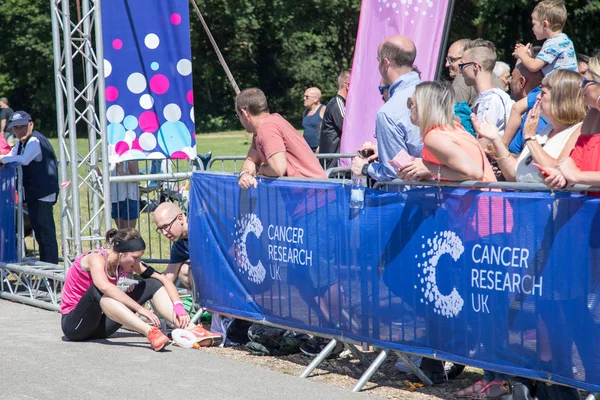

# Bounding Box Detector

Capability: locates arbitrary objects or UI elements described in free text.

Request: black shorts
[61,278,163,341]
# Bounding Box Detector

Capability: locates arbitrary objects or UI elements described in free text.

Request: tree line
[0,0,598,136]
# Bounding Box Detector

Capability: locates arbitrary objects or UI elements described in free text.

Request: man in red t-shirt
[236,88,326,189]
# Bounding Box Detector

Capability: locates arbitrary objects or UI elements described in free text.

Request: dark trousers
[27,199,59,264]
[61,278,164,341]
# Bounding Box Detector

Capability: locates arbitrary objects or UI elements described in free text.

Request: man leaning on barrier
[236,87,326,189]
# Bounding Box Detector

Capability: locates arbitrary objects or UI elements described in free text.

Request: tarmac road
[0,300,377,400]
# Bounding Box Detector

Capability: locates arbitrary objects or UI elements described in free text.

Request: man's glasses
[155,214,182,233]
[582,77,600,89]
[378,85,390,95]
[446,56,461,65]
[458,61,476,73]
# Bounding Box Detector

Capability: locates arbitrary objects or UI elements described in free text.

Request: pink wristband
[173,302,187,317]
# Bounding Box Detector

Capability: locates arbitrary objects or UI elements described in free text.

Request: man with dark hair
[0,111,59,264]
[0,97,15,146]
[236,88,326,189]
[319,69,350,169]
[351,35,422,181]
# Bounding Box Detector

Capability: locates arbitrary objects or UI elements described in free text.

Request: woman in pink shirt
[61,228,221,351]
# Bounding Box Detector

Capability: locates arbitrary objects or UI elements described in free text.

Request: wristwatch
[361,163,369,176]
[238,170,250,180]
[523,136,537,143]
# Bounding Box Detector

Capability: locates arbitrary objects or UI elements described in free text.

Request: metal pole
[189,0,240,95]
[81,0,102,247]
[61,0,83,257]
[51,0,72,271]
[299,339,339,379]
[352,348,390,392]
[434,0,456,81]
[94,0,112,234]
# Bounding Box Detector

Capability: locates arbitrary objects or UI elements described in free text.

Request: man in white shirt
[460,39,515,139]
[0,111,59,264]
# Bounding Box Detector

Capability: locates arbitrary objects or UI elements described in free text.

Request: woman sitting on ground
[472,69,585,183]
[60,227,221,351]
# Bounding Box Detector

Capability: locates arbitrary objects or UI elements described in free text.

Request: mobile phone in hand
[389,150,415,169]
[532,162,551,177]
[358,149,375,159]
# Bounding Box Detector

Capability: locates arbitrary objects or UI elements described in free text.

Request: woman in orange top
[398,81,496,183]
[399,81,514,398]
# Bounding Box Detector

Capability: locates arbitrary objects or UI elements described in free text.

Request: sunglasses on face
[407,97,416,110]
[582,77,600,89]
[378,85,390,95]
[458,61,476,73]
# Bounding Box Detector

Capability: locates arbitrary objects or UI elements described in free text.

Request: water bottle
[350,173,366,209]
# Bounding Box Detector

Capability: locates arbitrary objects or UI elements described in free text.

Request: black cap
[6,111,32,130]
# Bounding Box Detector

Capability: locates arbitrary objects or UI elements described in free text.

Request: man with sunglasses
[152,202,193,289]
[319,69,351,169]
[446,39,505,107]
[460,39,514,139]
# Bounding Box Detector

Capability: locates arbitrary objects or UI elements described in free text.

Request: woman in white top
[472,69,586,183]
[110,160,140,229]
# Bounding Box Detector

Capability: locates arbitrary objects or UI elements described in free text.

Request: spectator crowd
[1,0,599,397]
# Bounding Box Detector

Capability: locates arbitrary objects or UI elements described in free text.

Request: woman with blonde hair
[544,52,600,189]
[398,81,496,183]
[473,69,585,183]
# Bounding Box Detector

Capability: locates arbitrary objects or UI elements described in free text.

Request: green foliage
[1,0,599,137]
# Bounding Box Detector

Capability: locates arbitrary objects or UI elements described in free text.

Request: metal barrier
[189,171,600,394]
[207,153,355,173]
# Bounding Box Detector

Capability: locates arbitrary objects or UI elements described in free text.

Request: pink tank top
[60,248,122,314]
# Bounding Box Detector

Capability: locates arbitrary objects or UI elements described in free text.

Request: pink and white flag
[341,0,451,158]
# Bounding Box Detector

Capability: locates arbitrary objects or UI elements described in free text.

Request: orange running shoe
[188,325,223,347]
[147,326,171,351]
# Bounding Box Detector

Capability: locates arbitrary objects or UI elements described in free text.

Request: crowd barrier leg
[345,343,368,365]
[394,351,433,386]
[299,338,340,378]
[352,348,390,392]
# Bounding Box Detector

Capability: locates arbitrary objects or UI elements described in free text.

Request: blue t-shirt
[508,88,549,154]
[169,238,189,264]
[536,33,577,76]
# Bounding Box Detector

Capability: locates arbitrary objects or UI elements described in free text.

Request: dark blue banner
[0,164,17,262]
[189,173,600,392]
[102,0,196,161]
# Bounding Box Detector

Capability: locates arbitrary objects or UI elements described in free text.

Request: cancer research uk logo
[233,214,267,285]
[416,230,465,318]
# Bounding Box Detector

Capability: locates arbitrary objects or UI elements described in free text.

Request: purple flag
[341,0,451,159]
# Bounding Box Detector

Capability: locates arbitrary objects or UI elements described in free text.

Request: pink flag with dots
[340,0,451,159]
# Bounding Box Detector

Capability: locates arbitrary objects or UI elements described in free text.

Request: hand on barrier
[238,172,258,189]
[543,167,566,190]
[398,158,430,181]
